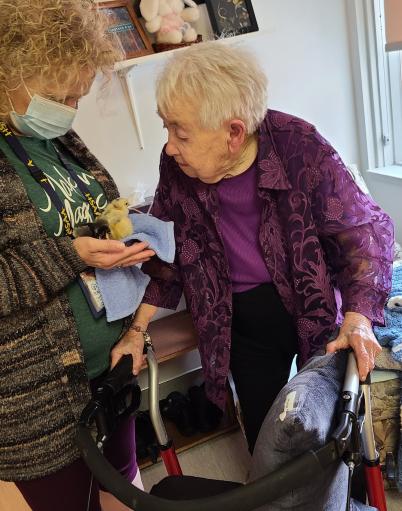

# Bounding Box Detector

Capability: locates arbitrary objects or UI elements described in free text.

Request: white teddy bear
[140,0,200,45]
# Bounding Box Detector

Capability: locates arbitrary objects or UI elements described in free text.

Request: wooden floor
[1,430,401,510]
[0,482,28,511]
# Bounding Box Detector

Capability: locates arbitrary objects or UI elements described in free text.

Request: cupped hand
[326,312,381,381]
[110,330,146,375]
[73,237,155,269]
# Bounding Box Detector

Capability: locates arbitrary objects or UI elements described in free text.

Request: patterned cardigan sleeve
[141,155,183,310]
[0,129,120,319]
[308,131,394,324]
[0,237,88,318]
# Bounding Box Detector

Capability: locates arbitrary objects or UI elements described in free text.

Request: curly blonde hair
[0,0,123,119]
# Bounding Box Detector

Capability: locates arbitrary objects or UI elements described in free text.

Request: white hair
[156,41,268,133]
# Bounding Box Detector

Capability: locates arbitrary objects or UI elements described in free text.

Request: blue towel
[374,264,402,362]
[373,263,402,492]
[95,213,175,322]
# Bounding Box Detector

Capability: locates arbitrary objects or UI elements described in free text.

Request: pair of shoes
[159,391,196,437]
[188,383,223,433]
[135,410,159,463]
[160,384,223,437]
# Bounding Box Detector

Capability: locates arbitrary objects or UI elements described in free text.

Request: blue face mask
[9,93,77,140]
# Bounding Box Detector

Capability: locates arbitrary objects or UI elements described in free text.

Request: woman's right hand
[72,236,155,269]
[110,329,146,375]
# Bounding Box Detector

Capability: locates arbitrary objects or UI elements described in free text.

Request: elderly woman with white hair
[126,42,394,452]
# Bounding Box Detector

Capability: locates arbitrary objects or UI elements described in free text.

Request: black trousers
[230,283,298,453]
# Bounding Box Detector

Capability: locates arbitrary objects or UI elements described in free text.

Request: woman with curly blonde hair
[0,1,154,509]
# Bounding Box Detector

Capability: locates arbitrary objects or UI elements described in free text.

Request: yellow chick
[98,198,133,240]
[103,198,130,216]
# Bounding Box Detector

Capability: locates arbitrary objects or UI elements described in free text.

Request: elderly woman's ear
[227,119,248,154]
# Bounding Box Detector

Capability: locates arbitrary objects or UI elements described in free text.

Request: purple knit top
[217,160,272,293]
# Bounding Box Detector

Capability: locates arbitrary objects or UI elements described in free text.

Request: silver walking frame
[77,347,388,511]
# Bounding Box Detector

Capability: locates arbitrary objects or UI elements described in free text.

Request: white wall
[74,0,360,198]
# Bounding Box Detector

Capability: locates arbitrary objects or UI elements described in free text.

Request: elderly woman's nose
[165,138,179,156]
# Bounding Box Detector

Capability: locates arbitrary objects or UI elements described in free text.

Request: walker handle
[79,354,140,444]
[97,354,135,396]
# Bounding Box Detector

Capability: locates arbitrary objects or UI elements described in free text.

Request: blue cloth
[374,264,402,362]
[250,352,379,510]
[95,213,175,322]
[371,265,402,492]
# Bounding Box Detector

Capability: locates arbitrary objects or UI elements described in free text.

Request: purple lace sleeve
[310,137,394,324]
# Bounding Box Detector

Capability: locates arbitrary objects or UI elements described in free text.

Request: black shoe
[187,384,223,433]
[160,391,197,437]
[135,410,159,463]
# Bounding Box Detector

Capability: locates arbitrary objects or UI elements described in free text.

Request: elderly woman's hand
[326,312,381,381]
[73,236,155,269]
[110,329,146,375]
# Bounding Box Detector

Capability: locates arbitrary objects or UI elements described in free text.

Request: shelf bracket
[118,67,145,150]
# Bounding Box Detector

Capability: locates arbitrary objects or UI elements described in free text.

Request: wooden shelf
[144,310,199,367]
[137,312,239,467]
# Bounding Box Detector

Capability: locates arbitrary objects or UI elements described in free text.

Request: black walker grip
[97,355,135,396]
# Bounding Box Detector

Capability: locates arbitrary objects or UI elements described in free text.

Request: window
[349,0,402,170]
[388,51,402,164]
[374,0,402,167]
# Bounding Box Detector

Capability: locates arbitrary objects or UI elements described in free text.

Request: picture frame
[205,0,258,37]
[97,0,154,59]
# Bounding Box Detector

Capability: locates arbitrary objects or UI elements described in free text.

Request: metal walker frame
[77,341,388,511]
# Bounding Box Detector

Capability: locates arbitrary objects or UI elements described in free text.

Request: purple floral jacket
[142,110,394,409]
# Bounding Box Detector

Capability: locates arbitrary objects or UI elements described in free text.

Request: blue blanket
[95,213,175,322]
[373,263,402,492]
[374,264,402,362]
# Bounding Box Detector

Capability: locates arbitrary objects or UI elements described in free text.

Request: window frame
[348,0,402,171]
[388,51,402,164]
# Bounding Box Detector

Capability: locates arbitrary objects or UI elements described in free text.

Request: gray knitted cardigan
[0,131,130,481]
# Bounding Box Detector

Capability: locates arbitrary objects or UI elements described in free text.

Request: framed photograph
[205,0,258,37]
[98,0,154,59]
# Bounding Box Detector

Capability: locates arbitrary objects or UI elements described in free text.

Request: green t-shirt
[0,135,124,379]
